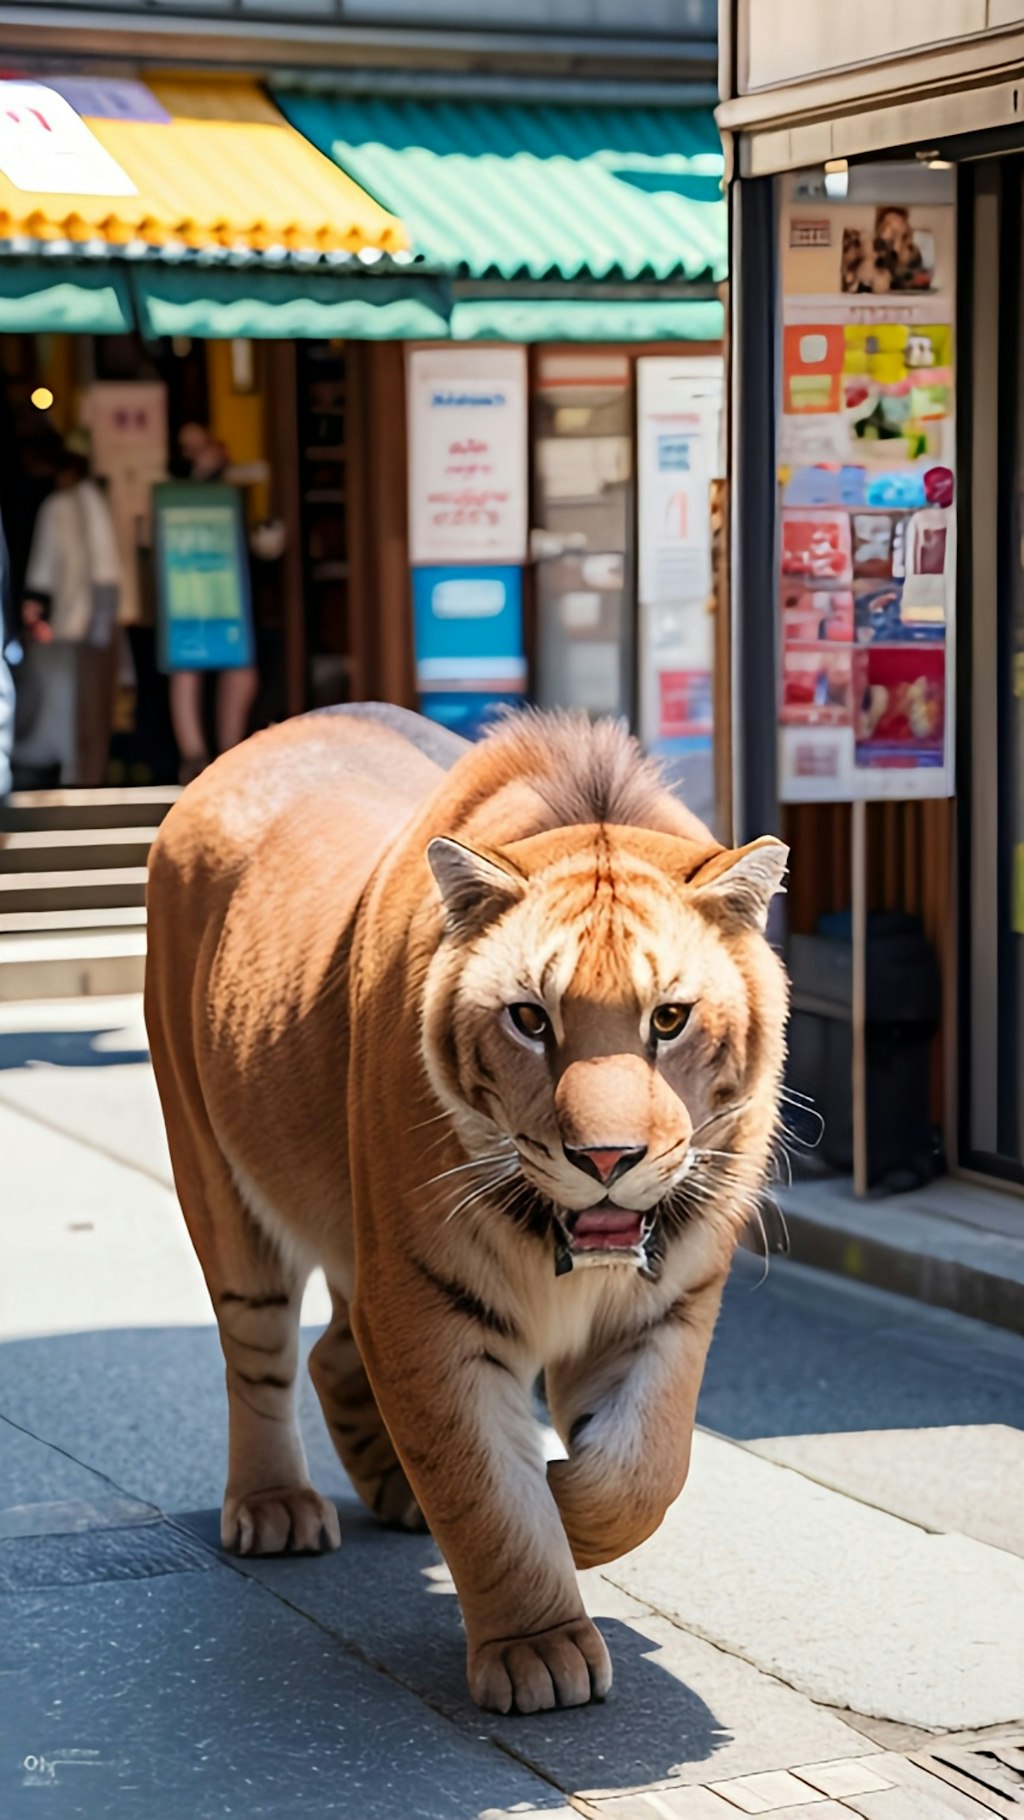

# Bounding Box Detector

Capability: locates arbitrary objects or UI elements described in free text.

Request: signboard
[407,348,528,567]
[777,178,956,802]
[81,383,168,627]
[637,357,724,827]
[412,565,526,739]
[153,483,254,673]
[0,82,136,195]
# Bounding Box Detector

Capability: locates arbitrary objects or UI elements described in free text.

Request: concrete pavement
[1,996,1023,1819]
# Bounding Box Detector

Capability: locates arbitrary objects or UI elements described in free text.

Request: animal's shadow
[176,1504,731,1794]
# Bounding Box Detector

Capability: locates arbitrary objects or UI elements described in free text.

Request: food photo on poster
[775,165,956,802]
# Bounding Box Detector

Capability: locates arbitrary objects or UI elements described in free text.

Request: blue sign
[412,565,526,738]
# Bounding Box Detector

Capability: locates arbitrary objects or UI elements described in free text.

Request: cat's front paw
[221,1485,341,1556]
[469,1616,612,1714]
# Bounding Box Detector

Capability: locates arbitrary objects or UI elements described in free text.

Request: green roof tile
[274,94,726,286]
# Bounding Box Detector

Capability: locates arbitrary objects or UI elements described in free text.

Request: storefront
[717,5,1024,1190]
[1,69,727,815]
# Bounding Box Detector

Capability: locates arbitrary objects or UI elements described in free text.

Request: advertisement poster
[153,484,254,674]
[777,176,956,802]
[412,565,526,739]
[637,357,724,827]
[407,348,528,567]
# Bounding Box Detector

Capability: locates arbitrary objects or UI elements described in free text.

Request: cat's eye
[508,1003,549,1041]
[650,1003,692,1042]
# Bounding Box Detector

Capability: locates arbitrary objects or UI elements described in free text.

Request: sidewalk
[1,996,1023,1819]
[775,1171,1024,1335]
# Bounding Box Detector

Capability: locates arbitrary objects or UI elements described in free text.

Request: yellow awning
[0,77,408,256]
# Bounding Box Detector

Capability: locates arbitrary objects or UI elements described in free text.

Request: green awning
[450,295,724,343]
[274,94,726,288]
[131,266,451,340]
[0,263,133,335]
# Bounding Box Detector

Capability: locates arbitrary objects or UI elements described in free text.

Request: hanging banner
[777,179,956,802]
[153,483,254,673]
[637,357,724,827]
[407,347,528,567]
[0,82,137,195]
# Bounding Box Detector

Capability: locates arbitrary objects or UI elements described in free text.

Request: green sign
[154,482,254,672]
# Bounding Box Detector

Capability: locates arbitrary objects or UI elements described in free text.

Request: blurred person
[169,422,260,786]
[16,441,121,787]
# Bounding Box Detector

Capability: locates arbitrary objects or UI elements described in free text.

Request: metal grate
[913,1737,1024,1815]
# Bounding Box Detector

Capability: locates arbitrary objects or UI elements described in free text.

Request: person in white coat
[16,445,122,787]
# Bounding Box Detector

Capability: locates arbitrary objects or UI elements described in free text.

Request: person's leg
[75,642,118,788]
[169,670,209,783]
[215,664,259,754]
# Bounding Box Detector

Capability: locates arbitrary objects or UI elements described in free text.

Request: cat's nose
[562,1144,648,1187]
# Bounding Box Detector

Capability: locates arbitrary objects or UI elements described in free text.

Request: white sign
[636,357,724,767]
[407,347,527,566]
[0,83,136,196]
[637,358,723,610]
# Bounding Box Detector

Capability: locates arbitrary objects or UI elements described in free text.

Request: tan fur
[145,707,788,1714]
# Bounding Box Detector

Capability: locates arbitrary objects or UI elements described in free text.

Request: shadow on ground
[0,1029,149,1071]
[176,1504,732,1792]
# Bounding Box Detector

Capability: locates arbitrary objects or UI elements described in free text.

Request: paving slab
[702,1255,1024,1442]
[0,1101,209,1339]
[172,1507,866,1800]
[0,1325,345,1514]
[0,1555,562,1820]
[607,1433,1024,1732]
[748,1426,1024,1559]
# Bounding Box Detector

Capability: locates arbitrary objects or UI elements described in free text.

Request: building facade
[718,3,1024,1192]
[0,0,731,833]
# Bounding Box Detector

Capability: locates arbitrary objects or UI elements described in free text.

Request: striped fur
[145,706,788,1714]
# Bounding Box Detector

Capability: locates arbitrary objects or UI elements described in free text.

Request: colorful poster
[153,484,254,673]
[407,349,528,567]
[777,180,956,802]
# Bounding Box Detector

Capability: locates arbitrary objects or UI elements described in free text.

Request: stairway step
[0,786,179,832]
[0,867,149,913]
[0,929,147,1002]
[0,826,159,874]
[0,905,148,935]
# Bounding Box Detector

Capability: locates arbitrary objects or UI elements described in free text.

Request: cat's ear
[691,837,789,932]
[427,838,525,939]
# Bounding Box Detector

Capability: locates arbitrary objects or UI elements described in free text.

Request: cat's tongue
[570,1208,645,1251]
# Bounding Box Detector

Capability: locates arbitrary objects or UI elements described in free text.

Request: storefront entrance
[960,155,1024,1185]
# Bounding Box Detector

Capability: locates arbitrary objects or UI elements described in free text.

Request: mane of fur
[481,709,674,833]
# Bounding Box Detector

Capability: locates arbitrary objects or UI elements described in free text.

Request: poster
[412,566,526,739]
[0,82,136,195]
[637,357,724,827]
[777,178,956,802]
[407,348,528,567]
[153,484,254,673]
[81,383,168,627]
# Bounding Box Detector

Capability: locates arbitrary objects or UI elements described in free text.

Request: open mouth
[551,1202,663,1280]
[566,1207,647,1253]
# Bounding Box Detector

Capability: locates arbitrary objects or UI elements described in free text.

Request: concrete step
[0,905,147,935]
[0,929,147,1002]
[0,786,179,833]
[0,867,149,913]
[0,827,159,874]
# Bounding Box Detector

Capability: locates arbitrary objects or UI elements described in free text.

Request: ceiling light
[30,386,54,411]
